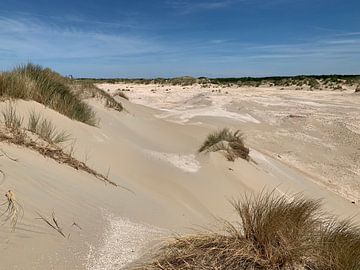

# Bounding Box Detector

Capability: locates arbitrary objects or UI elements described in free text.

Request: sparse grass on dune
[0,105,118,186]
[114,90,129,100]
[0,63,96,125]
[2,104,23,132]
[137,193,360,270]
[72,80,123,112]
[27,111,70,144]
[199,128,249,161]
[0,127,117,186]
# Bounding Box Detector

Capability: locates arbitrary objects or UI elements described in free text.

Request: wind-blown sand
[0,84,359,269]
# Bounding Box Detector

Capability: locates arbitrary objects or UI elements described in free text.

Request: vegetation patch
[114,90,129,100]
[0,64,96,125]
[78,75,360,89]
[137,192,360,270]
[27,111,70,144]
[199,128,249,161]
[0,105,117,186]
[72,81,123,112]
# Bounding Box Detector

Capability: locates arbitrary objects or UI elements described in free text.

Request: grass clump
[355,85,360,93]
[2,104,23,132]
[72,81,123,112]
[199,128,249,161]
[114,90,129,100]
[137,192,360,270]
[0,63,96,125]
[28,111,70,144]
[0,106,120,187]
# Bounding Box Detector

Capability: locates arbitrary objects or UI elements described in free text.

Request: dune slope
[0,87,358,269]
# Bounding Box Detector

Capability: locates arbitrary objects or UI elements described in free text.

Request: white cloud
[0,16,160,62]
[167,0,242,13]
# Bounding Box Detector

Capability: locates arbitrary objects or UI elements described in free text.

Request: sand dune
[0,83,359,269]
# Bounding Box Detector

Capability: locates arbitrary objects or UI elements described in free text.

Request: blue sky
[0,0,359,77]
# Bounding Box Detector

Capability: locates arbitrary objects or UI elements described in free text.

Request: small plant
[355,85,360,93]
[2,103,23,131]
[27,111,70,144]
[0,190,23,231]
[199,128,249,161]
[114,90,129,100]
[73,81,123,112]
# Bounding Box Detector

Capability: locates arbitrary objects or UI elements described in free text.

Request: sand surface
[0,84,358,269]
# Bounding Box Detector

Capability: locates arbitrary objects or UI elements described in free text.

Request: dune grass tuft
[355,84,360,93]
[73,81,123,112]
[137,192,360,270]
[2,104,23,132]
[199,128,249,161]
[27,111,70,144]
[0,63,96,125]
[114,90,129,100]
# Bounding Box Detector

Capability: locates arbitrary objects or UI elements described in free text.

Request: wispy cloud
[167,0,242,13]
[0,16,160,63]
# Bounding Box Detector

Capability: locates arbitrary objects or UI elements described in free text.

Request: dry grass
[73,81,123,112]
[199,128,249,161]
[316,220,360,269]
[114,90,129,100]
[0,128,117,186]
[36,211,66,238]
[27,111,70,144]
[136,192,360,270]
[2,103,23,132]
[355,85,360,93]
[0,63,96,125]
[0,190,23,231]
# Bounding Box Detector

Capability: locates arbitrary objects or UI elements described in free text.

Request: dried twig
[0,148,18,161]
[0,190,23,231]
[36,211,66,238]
[72,221,82,230]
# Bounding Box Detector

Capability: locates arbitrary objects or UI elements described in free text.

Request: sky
[0,0,359,78]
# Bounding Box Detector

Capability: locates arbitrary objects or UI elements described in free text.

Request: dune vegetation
[199,128,250,161]
[0,63,125,126]
[0,63,123,186]
[0,63,97,125]
[0,104,117,186]
[72,80,123,112]
[79,74,360,89]
[27,111,70,144]
[137,192,360,270]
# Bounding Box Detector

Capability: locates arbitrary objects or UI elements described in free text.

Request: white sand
[144,150,200,173]
[0,84,358,269]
